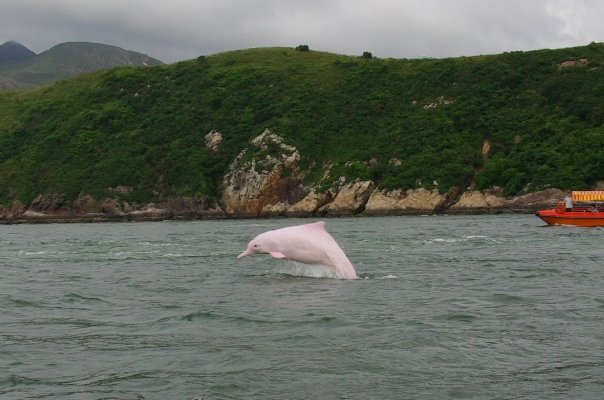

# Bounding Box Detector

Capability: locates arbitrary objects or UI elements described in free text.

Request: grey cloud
[1,0,602,63]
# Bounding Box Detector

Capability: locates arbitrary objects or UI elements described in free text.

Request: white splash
[275,261,340,279]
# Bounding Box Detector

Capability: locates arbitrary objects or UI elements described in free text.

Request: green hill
[0,42,163,88]
[1,44,603,207]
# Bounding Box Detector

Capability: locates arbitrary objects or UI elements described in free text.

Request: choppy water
[1,215,603,399]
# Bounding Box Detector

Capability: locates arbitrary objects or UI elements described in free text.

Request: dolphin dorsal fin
[307,221,326,230]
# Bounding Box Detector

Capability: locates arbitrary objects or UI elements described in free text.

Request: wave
[20,317,111,328]
[63,292,110,304]
[138,241,181,247]
[423,235,501,245]
[161,253,201,258]
[179,310,218,321]
[6,297,48,308]
[178,310,283,325]
[355,273,398,280]
[491,293,533,304]
[1,374,42,386]
[17,250,49,255]
[435,313,478,322]
[176,308,343,328]
[0,373,150,398]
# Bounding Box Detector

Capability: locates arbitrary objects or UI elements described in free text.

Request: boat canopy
[572,191,604,202]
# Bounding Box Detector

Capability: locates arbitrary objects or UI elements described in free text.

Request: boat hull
[535,209,604,227]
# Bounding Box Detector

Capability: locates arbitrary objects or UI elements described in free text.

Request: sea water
[1,215,602,399]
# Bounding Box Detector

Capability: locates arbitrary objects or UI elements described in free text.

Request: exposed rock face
[204,130,222,151]
[404,188,447,210]
[322,181,375,215]
[220,129,308,217]
[128,205,171,221]
[29,193,66,212]
[449,189,510,213]
[364,188,446,214]
[0,201,26,220]
[364,189,407,214]
[511,188,566,211]
[559,59,588,69]
[423,96,454,110]
[482,139,491,160]
[286,190,333,217]
[22,210,47,219]
[70,194,125,216]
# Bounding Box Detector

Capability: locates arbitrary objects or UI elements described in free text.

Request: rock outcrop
[204,130,222,151]
[449,188,510,213]
[364,188,446,215]
[559,59,588,69]
[286,190,333,217]
[510,188,565,211]
[219,130,458,218]
[219,129,308,217]
[0,201,26,221]
[321,181,375,216]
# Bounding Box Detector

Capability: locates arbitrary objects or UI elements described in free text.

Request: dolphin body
[237,221,358,279]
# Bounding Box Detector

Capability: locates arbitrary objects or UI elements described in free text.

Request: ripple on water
[0,216,602,399]
[62,292,111,304]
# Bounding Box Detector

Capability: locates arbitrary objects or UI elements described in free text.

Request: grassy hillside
[1,44,604,206]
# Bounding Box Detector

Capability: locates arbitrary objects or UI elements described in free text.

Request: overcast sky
[2,0,603,63]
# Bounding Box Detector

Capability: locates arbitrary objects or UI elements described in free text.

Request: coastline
[0,187,564,225]
[0,204,542,225]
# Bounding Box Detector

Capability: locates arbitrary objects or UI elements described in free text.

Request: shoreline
[0,187,562,225]
[0,207,539,225]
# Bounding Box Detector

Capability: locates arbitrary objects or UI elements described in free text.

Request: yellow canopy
[572,191,604,202]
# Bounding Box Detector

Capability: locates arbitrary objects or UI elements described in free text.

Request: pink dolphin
[237,221,358,279]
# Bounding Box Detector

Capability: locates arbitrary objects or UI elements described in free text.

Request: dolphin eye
[253,244,258,248]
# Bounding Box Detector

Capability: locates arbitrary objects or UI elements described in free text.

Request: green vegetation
[1,44,604,206]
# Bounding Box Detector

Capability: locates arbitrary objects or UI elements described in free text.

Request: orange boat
[535,191,604,227]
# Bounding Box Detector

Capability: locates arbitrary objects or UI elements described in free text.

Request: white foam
[424,235,500,245]
[18,250,48,255]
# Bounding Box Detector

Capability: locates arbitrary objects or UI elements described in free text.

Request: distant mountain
[0,41,36,66]
[0,41,164,89]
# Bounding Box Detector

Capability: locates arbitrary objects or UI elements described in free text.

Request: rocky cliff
[220,129,309,217]
[0,129,568,223]
[216,129,565,219]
